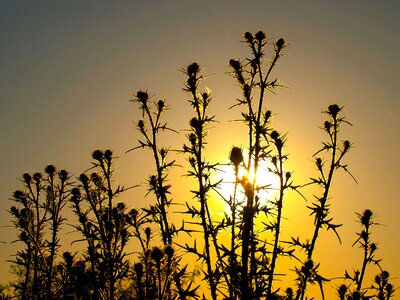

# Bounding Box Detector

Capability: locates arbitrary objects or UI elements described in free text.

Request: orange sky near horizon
[0,1,399,298]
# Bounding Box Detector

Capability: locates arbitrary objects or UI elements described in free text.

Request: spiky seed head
[164,245,174,260]
[33,172,42,182]
[136,91,149,104]
[351,291,361,300]
[137,120,144,130]
[187,62,199,76]
[117,202,126,211]
[229,59,240,70]
[230,147,243,167]
[382,270,389,279]
[79,173,89,184]
[189,133,196,145]
[361,209,373,225]
[270,130,279,140]
[286,172,291,180]
[157,99,165,110]
[271,156,277,165]
[45,164,56,175]
[264,110,271,122]
[328,104,340,118]
[304,259,314,270]
[343,140,351,150]
[338,284,347,295]
[13,190,24,200]
[255,31,266,42]
[92,149,103,161]
[145,227,151,239]
[244,31,253,43]
[23,173,31,184]
[104,149,112,160]
[243,84,251,98]
[130,208,138,217]
[375,274,381,284]
[276,38,285,49]
[324,121,331,132]
[151,246,164,262]
[59,170,68,182]
[190,117,200,129]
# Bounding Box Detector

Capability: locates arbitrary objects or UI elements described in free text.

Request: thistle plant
[181,62,224,300]
[9,166,71,300]
[228,31,293,299]
[70,149,131,300]
[130,91,176,246]
[339,209,394,299]
[289,104,354,300]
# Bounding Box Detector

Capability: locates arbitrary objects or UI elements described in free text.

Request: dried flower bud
[157,99,165,110]
[33,172,42,182]
[45,164,56,176]
[304,259,314,270]
[230,147,243,167]
[104,149,113,160]
[370,242,377,252]
[92,149,103,161]
[270,130,279,140]
[117,202,126,211]
[23,173,31,184]
[255,31,265,42]
[276,38,285,49]
[343,140,350,150]
[189,133,196,145]
[244,31,253,43]
[145,227,151,241]
[58,170,67,183]
[151,246,164,262]
[264,110,271,122]
[361,209,373,226]
[136,91,149,104]
[149,175,157,187]
[130,208,138,217]
[190,117,200,130]
[229,59,240,71]
[79,173,89,184]
[137,120,145,131]
[187,62,200,76]
[164,245,174,260]
[286,172,291,180]
[328,104,340,118]
[324,121,331,132]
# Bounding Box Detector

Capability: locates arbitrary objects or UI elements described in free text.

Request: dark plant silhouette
[9,166,71,300]
[5,30,395,300]
[71,149,131,300]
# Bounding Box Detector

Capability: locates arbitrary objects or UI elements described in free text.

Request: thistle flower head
[328,104,341,118]
[151,246,164,263]
[255,30,265,42]
[45,164,56,176]
[136,90,149,105]
[244,31,253,43]
[230,147,243,167]
[187,62,200,76]
[276,38,285,49]
[92,149,104,161]
[59,170,68,182]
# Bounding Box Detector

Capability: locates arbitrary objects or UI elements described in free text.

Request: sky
[0,0,399,297]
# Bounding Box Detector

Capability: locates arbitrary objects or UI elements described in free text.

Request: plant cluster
[5,31,395,300]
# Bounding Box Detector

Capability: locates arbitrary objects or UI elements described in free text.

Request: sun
[216,159,279,207]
